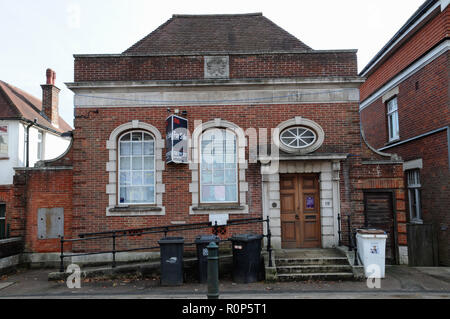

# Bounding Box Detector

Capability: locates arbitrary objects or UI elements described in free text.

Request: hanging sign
[166,115,188,164]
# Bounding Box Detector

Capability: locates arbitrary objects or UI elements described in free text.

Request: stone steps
[277,264,352,274]
[277,272,355,282]
[273,250,355,282]
[276,257,350,266]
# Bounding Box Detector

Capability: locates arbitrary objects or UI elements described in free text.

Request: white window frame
[189,118,248,215]
[406,169,422,223]
[105,120,165,216]
[387,97,400,142]
[118,130,156,205]
[0,125,8,158]
[199,128,239,204]
[280,126,317,149]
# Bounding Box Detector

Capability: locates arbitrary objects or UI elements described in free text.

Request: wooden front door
[280,174,321,249]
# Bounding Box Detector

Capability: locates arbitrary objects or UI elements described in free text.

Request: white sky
[0,0,425,127]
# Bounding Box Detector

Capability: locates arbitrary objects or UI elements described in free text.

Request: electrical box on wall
[166,115,188,164]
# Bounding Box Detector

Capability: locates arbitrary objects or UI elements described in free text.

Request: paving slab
[0,266,448,299]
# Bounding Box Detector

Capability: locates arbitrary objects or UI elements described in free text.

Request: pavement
[0,265,449,299]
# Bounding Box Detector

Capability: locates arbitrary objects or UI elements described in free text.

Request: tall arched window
[118,130,155,204]
[200,128,238,203]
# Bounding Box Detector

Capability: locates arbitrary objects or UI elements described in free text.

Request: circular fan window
[280,126,317,149]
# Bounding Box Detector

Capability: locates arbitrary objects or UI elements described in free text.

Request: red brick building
[360,0,449,266]
[7,13,408,266]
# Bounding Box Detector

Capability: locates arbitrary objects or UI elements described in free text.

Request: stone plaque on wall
[204,56,229,79]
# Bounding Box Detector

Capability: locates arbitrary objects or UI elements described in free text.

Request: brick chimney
[41,68,60,128]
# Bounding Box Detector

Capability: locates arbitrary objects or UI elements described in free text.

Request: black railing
[346,215,358,266]
[59,217,272,272]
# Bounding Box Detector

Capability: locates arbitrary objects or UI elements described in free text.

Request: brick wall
[7,144,74,253]
[71,100,406,254]
[361,52,449,150]
[360,42,449,266]
[387,132,449,266]
[360,5,449,101]
[74,52,357,82]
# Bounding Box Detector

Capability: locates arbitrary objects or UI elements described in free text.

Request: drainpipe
[25,119,37,167]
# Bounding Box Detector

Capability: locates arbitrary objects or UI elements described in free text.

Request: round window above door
[274,117,325,155]
[280,126,317,149]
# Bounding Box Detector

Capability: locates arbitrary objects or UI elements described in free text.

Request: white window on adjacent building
[118,131,156,205]
[406,169,422,223]
[0,126,8,157]
[200,128,238,204]
[37,131,43,160]
[387,97,399,142]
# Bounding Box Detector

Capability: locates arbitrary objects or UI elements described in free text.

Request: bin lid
[357,229,386,235]
[195,235,220,244]
[230,233,263,242]
[158,236,185,244]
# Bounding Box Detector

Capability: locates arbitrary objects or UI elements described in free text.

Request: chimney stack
[41,68,60,128]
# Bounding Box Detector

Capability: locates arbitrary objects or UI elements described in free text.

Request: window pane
[225,185,237,202]
[132,142,142,155]
[201,170,212,184]
[128,187,144,203]
[145,187,155,203]
[0,126,8,156]
[132,157,142,170]
[143,133,153,141]
[120,142,131,156]
[143,141,154,155]
[119,187,128,203]
[213,170,224,184]
[132,132,143,141]
[119,172,131,186]
[132,171,143,185]
[225,169,236,184]
[143,156,154,170]
[121,133,131,141]
[120,157,131,170]
[144,171,154,185]
[202,185,226,202]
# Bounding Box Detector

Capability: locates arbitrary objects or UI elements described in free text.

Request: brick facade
[360,2,449,265]
[4,13,408,265]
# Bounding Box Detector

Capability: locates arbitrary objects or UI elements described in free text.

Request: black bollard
[207,241,219,299]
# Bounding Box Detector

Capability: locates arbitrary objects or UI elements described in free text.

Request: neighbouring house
[6,13,408,271]
[360,0,449,266]
[0,69,72,240]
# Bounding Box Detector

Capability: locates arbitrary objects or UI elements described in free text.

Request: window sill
[190,204,248,215]
[107,205,164,216]
[192,205,245,212]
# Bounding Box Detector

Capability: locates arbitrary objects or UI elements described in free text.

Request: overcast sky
[0,0,425,127]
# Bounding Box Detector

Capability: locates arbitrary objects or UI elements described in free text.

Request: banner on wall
[166,115,188,164]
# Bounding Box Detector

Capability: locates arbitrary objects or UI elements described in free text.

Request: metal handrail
[59,217,272,272]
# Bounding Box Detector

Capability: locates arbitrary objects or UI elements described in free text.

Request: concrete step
[277,272,355,282]
[276,257,349,266]
[277,264,352,274]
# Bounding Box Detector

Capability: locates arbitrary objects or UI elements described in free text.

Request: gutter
[25,119,36,168]
[359,0,439,77]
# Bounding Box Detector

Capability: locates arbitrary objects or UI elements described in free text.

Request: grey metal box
[37,208,64,239]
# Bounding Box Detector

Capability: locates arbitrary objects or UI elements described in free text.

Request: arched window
[118,131,155,204]
[200,128,238,203]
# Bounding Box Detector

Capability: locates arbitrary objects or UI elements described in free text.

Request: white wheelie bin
[356,229,388,278]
